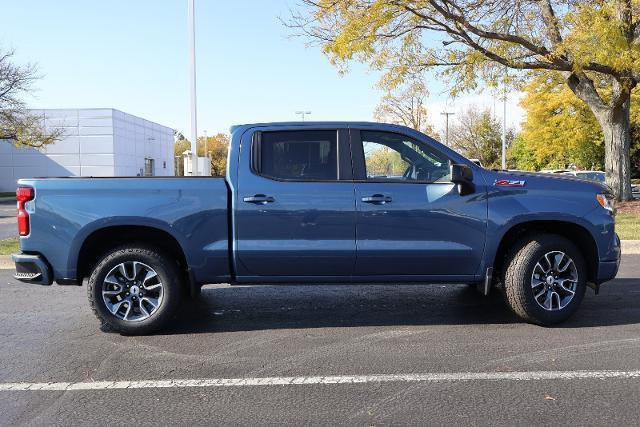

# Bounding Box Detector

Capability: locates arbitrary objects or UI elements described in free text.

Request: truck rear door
[234,127,356,278]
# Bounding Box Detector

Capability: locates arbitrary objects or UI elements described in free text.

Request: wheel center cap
[130,285,140,295]
[546,276,555,285]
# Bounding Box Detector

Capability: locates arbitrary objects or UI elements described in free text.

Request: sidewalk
[2,241,639,270]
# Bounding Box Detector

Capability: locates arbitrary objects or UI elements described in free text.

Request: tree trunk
[593,98,634,201]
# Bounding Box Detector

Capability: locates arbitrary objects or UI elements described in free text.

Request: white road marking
[2,370,640,391]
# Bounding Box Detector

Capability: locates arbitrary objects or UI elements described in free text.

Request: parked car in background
[12,122,620,334]
[540,169,571,174]
[564,170,606,183]
[564,171,638,198]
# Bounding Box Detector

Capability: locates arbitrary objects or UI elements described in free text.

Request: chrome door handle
[361,194,392,204]
[243,194,275,204]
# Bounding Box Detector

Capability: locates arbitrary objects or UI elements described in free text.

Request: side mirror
[451,164,475,196]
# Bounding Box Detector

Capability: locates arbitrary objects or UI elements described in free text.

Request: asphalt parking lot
[1,255,639,425]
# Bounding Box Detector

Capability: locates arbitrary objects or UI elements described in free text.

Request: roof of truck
[229,121,419,134]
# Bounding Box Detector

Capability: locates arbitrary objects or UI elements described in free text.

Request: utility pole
[501,68,507,170]
[296,111,311,121]
[188,0,198,176]
[440,111,455,146]
[502,93,507,170]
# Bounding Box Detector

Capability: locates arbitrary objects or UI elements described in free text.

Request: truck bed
[18,177,231,285]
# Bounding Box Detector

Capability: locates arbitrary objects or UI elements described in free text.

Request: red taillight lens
[16,187,34,236]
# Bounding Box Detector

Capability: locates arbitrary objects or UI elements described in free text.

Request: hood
[484,169,610,194]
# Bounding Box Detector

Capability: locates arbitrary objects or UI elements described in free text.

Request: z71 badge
[494,179,526,187]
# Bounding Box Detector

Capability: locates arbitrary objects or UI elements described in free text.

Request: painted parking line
[2,370,640,391]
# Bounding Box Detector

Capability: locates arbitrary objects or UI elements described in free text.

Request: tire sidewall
[89,247,181,334]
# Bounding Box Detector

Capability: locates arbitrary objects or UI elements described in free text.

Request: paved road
[0,200,15,240]
[0,256,639,425]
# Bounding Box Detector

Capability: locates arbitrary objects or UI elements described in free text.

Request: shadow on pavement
[158,278,640,335]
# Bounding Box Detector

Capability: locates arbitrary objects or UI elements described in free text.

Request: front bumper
[596,233,621,284]
[12,253,53,286]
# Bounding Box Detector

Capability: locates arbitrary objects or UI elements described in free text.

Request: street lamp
[440,111,455,146]
[188,0,198,176]
[295,111,311,121]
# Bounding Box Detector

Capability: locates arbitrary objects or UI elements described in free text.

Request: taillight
[16,187,34,236]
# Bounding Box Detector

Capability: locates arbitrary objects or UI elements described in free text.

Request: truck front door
[234,127,356,278]
[351,129,487,279]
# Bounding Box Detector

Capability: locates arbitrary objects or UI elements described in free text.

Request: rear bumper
[12,253,53,286]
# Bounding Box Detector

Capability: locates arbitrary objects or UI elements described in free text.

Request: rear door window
[256,130,338,181]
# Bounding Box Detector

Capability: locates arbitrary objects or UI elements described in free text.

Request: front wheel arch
[492,220,598,285]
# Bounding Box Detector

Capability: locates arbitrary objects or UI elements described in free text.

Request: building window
[144,158,155,176]
[163,161,166,169]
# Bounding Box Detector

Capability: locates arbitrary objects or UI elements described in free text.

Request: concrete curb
[622,240,640,255]
[1,241,639,270]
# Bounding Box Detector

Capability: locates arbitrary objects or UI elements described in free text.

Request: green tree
[516,72,640,172]
[291,0,640,200]
[508,134,541,171]
[173,132,229,176]
[0,49,60,147]
[173,131,190,176]
[449,107,511,169]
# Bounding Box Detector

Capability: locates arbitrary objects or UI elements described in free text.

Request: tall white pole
[501,68,507,170]
[188,0,198,176]
[501,93,507,170]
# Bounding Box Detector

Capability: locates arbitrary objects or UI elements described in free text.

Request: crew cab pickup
[13,122,620,334]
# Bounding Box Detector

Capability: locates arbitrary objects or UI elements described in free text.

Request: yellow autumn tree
[517,73,640,171]
[290,0,640,200]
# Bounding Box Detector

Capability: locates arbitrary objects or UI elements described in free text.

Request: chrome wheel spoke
[543,290,553,310]
[558,281,576,296]
[536,261,550,274]
[123,301,133,320]
[109,300,127,315]
[141,297,158,310]
[143,282,162,291]
[531,276,545,288]
[142,270,158,285]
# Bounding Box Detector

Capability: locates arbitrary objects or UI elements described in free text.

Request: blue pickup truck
[13,122,620,334]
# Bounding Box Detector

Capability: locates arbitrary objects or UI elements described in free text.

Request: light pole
[188,0,198,176]
[296,111,311,121]
[440,111,455,146]
[501,68,507,170]
[502,93,507,170]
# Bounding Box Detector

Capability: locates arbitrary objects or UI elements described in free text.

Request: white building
[0,108,174,192]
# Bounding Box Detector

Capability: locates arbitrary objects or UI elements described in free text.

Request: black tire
[503,234,587,325]
[87,245,183,335]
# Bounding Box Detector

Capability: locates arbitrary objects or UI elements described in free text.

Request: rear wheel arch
[76,225,190,287]
[492,220,599,284]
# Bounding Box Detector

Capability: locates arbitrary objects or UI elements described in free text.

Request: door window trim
[250,128,353,182]
[349,128,454,184]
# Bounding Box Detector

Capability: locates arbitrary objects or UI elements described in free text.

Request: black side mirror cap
[451,163,475,196]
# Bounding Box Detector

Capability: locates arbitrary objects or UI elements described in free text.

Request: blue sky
[1,0,522,137]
